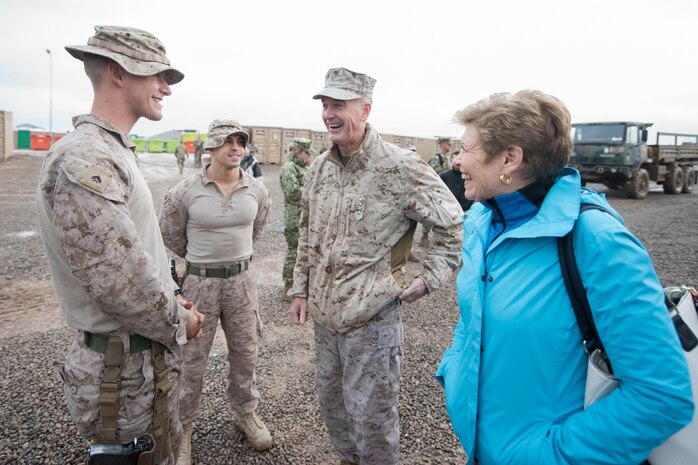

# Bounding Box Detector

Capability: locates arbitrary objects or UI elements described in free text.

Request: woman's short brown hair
[454,90,572,182]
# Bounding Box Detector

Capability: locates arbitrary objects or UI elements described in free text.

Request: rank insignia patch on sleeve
[79,165,113,193]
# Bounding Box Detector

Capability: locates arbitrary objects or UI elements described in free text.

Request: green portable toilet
[166,139,179,153]
[133,138,146,153]
[147,139,165,153]
[17,130,31,149]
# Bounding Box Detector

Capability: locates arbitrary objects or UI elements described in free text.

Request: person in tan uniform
[288,67,463,465]
[159,119,272,462]
[175,140,188,174]
[35,25,204,465]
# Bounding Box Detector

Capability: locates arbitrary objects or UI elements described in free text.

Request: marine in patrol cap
[290,137,316,154]
[312,67,376,102]
[65,25,184,85]
[203,119,249,150]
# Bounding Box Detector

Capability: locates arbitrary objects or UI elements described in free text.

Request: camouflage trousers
[176,157,185,174]
[314,301,404,465]
[179,270,263,425]
[58,332,183,465]
[283,221,299,286]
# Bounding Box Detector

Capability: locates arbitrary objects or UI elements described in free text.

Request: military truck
[568,122,698,199]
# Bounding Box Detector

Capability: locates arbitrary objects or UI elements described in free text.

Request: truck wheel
[681,167,695,193]
[624,169,649,199]
[663,163,684,194]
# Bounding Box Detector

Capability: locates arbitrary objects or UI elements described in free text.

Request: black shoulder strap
[558,203,613,358]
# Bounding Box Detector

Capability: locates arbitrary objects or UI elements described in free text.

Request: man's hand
[179,297,204,340]
[289,296,308,325]
[398,277,429,303]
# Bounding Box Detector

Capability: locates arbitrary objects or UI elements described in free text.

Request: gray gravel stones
[1,153,696,464]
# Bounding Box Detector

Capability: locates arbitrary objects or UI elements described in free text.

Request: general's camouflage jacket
[36,114,188,350]
[292,124,463,333]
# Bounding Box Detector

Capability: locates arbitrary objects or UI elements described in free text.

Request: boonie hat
[291,137,316,154]
[312,67,376,102]
[204,119,249,150]
[65,25,184,85]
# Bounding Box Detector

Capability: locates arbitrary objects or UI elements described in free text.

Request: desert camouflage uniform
[159,167,271,425]
[291,123,463,464]
[175,143,187,174]
[36,114,188,464]
[279,151,308,287]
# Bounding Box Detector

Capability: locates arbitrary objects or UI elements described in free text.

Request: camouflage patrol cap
[203,119,249,150]
[291,137,316,154]
[312,67,376,102]
[437,137,452,145]
[65,25,184,85]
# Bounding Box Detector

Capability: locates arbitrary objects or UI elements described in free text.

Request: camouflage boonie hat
[291,137,316,154]
[312,67,376,102]
[203,119,249,150]
[65,25,184,85]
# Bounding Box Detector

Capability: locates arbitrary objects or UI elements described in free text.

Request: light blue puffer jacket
[436,168,693,465]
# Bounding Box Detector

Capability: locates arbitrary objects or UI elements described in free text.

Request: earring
[499,174,512,185]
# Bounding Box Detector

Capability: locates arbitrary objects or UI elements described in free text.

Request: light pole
[46,48,53,147]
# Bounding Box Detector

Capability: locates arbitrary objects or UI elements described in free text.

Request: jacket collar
[326,123,378,169]
[73,114,135,149]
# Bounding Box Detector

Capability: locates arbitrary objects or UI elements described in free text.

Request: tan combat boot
[177,422,192,465]
[234,411,273,451]
[283,283,292,303]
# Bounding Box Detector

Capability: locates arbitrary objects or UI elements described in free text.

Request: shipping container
[17,129,31,149]
[148,139,165,153]
[266,127,283,164]
[133,138,146,153]
[165,139,179,153]
[30,133,51,150]
[281,128,312,162]
[184,140,195,153]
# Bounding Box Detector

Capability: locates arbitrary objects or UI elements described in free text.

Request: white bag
[584,286,698,465]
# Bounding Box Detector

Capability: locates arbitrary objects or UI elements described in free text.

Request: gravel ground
[0,151,696,465]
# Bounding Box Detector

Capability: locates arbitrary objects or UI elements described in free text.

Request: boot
[233,411,273,451]
[177,422,192,465]
[283,283,292,302]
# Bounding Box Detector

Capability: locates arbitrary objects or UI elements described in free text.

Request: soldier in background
[175,139,188,174]
[193,134,203,168]
[36,25,203,465]
[288,67,462,465]
[279,137,315,302]
[159,119,272,462]
[428,137,453,174]
[241,143,263,181]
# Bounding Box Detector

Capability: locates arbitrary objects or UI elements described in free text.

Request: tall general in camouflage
[288,68,463,465]
[279,137,314,301]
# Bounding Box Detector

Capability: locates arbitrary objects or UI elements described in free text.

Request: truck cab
[569,121,651,185]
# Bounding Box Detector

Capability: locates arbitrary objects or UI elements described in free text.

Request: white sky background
[1,0,697,142]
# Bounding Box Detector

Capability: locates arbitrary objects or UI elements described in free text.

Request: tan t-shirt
[159,165,271,266]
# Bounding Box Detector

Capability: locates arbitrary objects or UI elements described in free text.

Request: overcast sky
[1,0,697,142]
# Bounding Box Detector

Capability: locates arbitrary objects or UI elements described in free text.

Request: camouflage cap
[312,67,376,102]
[203,119,249,150]
[437,137,452,145]
[291,137,316,154]
[65,25,184,85]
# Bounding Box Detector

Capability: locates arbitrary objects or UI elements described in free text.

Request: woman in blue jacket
[436,90,693,465]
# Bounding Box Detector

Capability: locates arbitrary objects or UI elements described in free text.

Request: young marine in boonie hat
[312,67,376,102]
[290,137,316,154]
[65,25,184,85]
[203,120,249,150]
